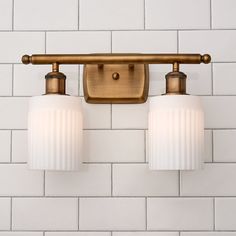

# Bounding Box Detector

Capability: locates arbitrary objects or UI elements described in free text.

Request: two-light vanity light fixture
[22,53,211,171]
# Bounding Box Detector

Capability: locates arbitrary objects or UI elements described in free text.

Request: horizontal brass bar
[22,53,211,65]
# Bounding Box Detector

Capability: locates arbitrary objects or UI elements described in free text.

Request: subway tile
[0,164,43,196]
[0,98,28,129]
[14,65,45,96]
[112,31,177,53]
[113,164,178,196]
[181,163,236,196]
[82,101,111,129]
[14,0,78,30]
[148,64,170,96]
[83,130,145,162]
[183,64,212,95]
[214,130,236,162]
[80,198,145,230]
[212,0,236,29]
[114,233,178,236]
[0,32,45,63]
[0,65,12,96]
[181,233,236,236]
[215,198,236,230]
[0,0,12,30]
[147,198,213,230]
[146,0,210,30]
[0,233,43,236]
[213,63,236,95]
[202,96,236,128]
[12,198,78,230]
[47,32,111,54]
[179,30,236,62]
[45,164,111,196]
[0,0,13,30]
[80,0,143,30]
[14,65,79,96]
[0,130,11,162]
[46,233,110,236]
[112,103,148,129]
[0,198,10,230]
[12,130,27,162]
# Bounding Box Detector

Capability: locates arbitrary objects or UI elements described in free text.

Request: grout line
[78,197,80,230]
[210,0,213,29]
[111,163,113,196]
[3,127,236,131]
[10,130,13,163]
[2,231,236,233]
[2,161,236,165]
[145,197,148,230]
[78,0,80,30]
[2,28,236,32]
[10,197,12,230]
[111,31,113,53]
[143,0,146,30]
[144,130,147,162]
[212,130,214,162]
[2,196,229,199]
[11,64,14,96]
[213,197,216,230]
[12,0,14,31]
[2,230,236,233]
[211,62,214,95]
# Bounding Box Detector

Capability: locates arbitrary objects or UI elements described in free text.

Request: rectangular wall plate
[83,64,149,104]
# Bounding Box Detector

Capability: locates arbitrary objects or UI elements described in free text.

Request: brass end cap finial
[22,55,31,64]
[201,54,211,64]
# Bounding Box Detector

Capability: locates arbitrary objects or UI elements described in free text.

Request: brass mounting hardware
[83,64,149,104]
[21,53,211,104]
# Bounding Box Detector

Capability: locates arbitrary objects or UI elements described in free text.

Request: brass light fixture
[22,53,211,171]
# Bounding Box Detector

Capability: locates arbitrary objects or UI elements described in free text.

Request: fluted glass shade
[28,95,83,171]
[148,95,204,170]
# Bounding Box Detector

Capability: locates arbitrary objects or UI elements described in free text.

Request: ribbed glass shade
[148,95,204,170]
[28,95,83,171]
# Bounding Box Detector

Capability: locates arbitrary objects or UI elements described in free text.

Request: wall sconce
[22,53,211,171]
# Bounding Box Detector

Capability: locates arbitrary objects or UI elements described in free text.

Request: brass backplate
[83,64,149,104]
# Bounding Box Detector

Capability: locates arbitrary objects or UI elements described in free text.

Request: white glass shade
[148,95,204,170]
[28,95,83,171]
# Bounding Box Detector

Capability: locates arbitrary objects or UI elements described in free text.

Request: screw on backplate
[112,72,120,80]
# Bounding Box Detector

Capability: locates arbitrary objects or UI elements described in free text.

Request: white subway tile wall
[0,0,234,234]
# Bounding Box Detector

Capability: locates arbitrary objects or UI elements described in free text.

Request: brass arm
[22,53,211,65]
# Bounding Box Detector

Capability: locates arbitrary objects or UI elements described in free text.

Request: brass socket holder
[45,71,66,95]
[165,71,187,95]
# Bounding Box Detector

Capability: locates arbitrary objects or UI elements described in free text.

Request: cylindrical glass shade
[148,95,204,170]
[28,95,83,171]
